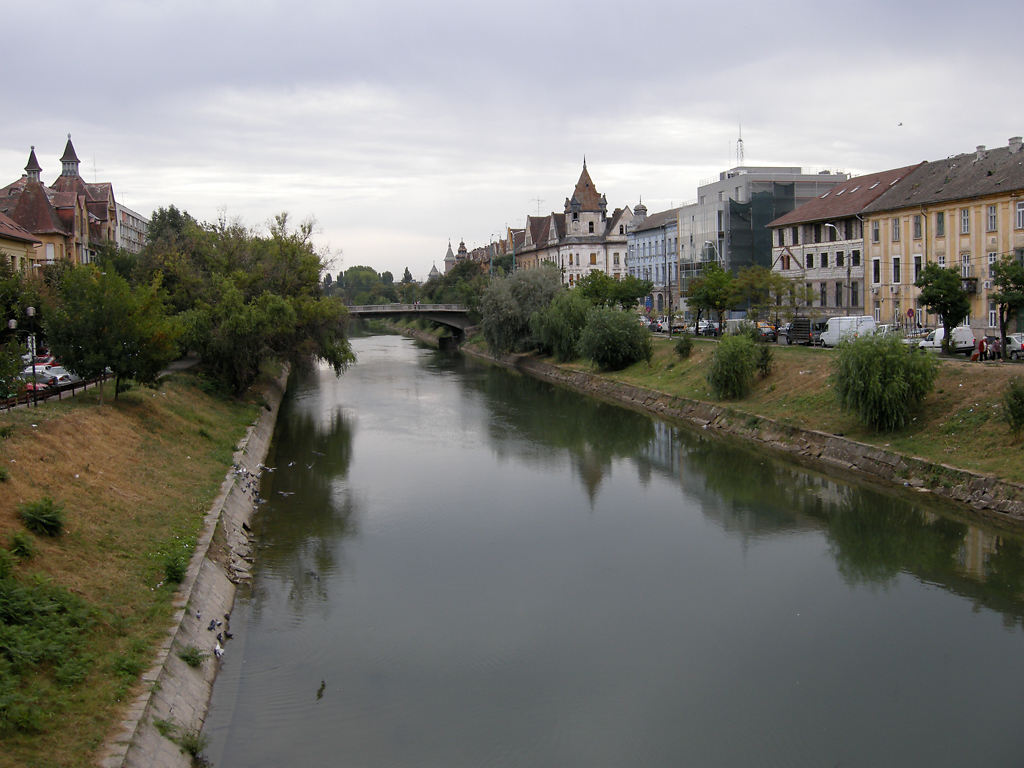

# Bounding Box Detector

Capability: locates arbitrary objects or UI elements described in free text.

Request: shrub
[0,548,13,579]
[10,531,35,560]
[1004,376,1024,439]
[530,290,590,361]
[674,333,694,359]
[178,645,207,668]
[0,466,8,482]
[832,333,938,431]
[17,497,65,536]
[706,334,757,399]
[178,728,209,759]
[732,320,760,343]
[755,344,774,378]
[163,541,192,583]
[578,307,653,371]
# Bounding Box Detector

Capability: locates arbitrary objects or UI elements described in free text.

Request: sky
[3,0,1022,282]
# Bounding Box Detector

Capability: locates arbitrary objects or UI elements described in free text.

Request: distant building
[115,202,149,254]
[0,211,41,272]
[859,137,1024,334]
[626,202,681,315]
[768,165,921,321]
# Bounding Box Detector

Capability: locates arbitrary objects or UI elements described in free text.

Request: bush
[10,531,35,560]
[756,344,774,378]
[1004,376,1024,439]
[0,548,13,579]
[17,497,65,536]
[0,466,7,482]
[706,334,757,399]
[178,645,207,668]
[674,333,694,359]
[530,290,590,361]
[832,333,938,431]
[578,307,653,371]
[163,542,192,584]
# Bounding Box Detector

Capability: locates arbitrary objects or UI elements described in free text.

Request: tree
[706,334,757,399]
[575,271,653,310]
[578,307,652,370]
[991,255,1024,347]
[45,266,181,401]
[531,290,590,361]
[401,267,413,284]
[914,264,970,353]
[832,333,938,431]
[687,263,737,331]
[479,264,562,355]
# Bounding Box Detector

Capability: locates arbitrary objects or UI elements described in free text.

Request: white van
[820,315,877,347]
[918,325,975,355]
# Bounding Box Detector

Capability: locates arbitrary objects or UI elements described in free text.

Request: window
[938,253,946,267]
[913,215,922,239]
[613,252,620,266]
[782,253,791,270]
[914,255,922,281]
[851,250,861,267]
[988,251,997,277]
[834,282,842,306]
[777,229,785,247]
[836,251,844,267]
[588,221,594,234]
[961,208,970,234]
[936,211,945,237]
[961,252,972,278]
[851,281,859,308]
[989,302,997,328]
[987,204,997,232]
[791,226,800,245]
[590,253,597,265]
[821,252,829,268]
[618,225,624,234]
[814,223,822,242]
[871,220,880,243]
[891,218,900,242]
[1017,201,1024,229]
[893,257,901,283]
[807,253,814,269]
[819,282,827,306]
[872,259,880,283]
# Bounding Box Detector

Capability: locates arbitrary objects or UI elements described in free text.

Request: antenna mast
[736,124,744,167]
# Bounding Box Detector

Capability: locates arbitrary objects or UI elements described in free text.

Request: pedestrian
[978,337,987,361]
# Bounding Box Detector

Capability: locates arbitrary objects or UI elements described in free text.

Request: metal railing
[347,304,468,313]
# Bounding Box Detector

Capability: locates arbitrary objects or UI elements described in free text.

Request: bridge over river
[346,303,474,344]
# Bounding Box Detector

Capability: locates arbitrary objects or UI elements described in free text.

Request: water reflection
[448,347,1024,620]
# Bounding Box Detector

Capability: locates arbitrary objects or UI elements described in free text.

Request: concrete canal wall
[100,367,289,768]
[463,347,1024,527]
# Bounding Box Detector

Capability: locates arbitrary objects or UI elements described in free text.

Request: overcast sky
[3,0,1022,280]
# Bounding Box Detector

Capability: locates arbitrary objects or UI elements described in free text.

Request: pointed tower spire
[25,146,42,182]
[60,133,81,177]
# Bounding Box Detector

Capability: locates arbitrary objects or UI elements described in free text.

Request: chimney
[1010,136,1023,154]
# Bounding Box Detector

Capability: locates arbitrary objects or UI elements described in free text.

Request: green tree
[45,266,181,401]
[914,263,970,353]
[479,264,562,354]
[575,271,653,310]
[991,255,1024,345]
[578,306,653,371]
[687,263,737,331]
[531,290,589,361]
[832,333,938,431]
[706,334,757,399]
[401,267,413,284]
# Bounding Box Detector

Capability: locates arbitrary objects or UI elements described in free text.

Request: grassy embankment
[0,373,263,768]
[464,333,1024,485]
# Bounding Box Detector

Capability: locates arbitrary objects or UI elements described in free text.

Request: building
[0,211,41,272]
[1,136,127,268]
[115,202,149,254]
[768,165,921,321]
[514,162,633,286]
[626,202,681,315]
[677,166,849,309]
[860,137,1024,333]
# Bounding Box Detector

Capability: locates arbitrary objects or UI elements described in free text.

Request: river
[203,334,1024,767]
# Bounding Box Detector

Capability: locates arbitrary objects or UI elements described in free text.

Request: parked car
[756,322,777,342]
[919,326,975,355]
[19,371,56,390]
[1004,333,1024,360]
[810,320,827,346]
[648,320,663,333]
[42,366,81,383]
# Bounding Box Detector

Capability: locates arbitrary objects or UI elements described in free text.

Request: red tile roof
[0,210,41,245]
[768,164,923,227]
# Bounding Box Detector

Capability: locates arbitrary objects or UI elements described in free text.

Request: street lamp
[703,240,721,265]
[7,306,37,407]
[823,223,851,315]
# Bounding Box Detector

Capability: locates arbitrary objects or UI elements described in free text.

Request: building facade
[626,202,680,314]
[768,165,921,322]
[860,138,1024,334]
[115,203,149,254]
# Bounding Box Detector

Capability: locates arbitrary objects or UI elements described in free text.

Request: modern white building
[115,202,149,254]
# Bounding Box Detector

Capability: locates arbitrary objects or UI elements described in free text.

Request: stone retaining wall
[100,366,289,768]
[464,347,1024,526]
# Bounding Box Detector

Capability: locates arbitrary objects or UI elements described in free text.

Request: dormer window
[588,221,594,234]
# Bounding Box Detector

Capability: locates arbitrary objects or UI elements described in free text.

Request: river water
[204,334,1024,767]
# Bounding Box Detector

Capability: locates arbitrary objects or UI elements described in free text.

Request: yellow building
[861,138,1024,333]
[0,211,41,271]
